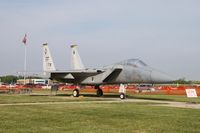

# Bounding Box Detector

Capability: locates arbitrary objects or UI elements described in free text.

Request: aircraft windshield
[119,59,147,67]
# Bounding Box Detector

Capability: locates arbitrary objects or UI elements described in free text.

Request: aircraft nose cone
[151,70,175,83]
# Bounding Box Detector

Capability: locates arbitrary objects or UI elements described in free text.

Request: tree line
[0,75,41,84]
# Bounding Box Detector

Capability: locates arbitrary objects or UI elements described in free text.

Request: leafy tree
[0,75,43,84]
[0,75,19,84]
[175,78,192,84]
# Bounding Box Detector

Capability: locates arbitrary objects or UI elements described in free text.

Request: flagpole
[24,45,27,85]
[22,34,27,85]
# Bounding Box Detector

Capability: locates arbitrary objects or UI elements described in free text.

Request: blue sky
[0,0,200,80]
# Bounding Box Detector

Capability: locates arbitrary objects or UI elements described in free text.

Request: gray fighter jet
[43,43,175,99]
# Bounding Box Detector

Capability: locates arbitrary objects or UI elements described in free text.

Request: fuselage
[68,59,175,85]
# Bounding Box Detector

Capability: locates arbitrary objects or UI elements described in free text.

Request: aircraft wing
[49,69,104,82]
[49,67,123,84]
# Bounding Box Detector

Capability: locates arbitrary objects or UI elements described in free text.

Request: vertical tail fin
[43,43,56,72]
[70,44,85,70]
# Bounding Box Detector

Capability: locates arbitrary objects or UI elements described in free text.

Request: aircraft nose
[151,70,175,83]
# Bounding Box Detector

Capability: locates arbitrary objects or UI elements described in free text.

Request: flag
[22,34,27,45]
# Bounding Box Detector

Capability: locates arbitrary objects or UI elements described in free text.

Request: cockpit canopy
[118,59,148,67]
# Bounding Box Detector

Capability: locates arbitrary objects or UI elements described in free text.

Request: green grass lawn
[62,89,200,103]
[128,94,200,103]
[0,102,200,133]
[0,89,113,104]
[1,89,200,104]
[0,94,110,104]
[0,93,200,133]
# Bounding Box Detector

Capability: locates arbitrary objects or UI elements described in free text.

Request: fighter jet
[43,43,175,99]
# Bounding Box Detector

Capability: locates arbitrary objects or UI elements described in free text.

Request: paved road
[0,98,200,109]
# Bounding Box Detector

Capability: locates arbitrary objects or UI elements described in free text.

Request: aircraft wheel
[73,89,79,97]
[96,89,103,97]
[119,93,126,99]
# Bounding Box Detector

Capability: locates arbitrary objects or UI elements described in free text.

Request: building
[17,79,49,85]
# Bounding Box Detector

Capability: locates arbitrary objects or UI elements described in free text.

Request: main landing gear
[72,85,104,97]
[95,85,103,97]
[72,89,79,97]
[72,84,126,99]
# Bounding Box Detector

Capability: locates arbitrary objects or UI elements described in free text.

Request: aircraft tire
[73,89,79,97]
[119,93,126,99]
[96,89,103,97]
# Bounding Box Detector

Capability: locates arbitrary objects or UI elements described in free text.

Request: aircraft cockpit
[119,59,148,67]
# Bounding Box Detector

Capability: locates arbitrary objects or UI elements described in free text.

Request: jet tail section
[43,43,56,73]
[71,45,85,70]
